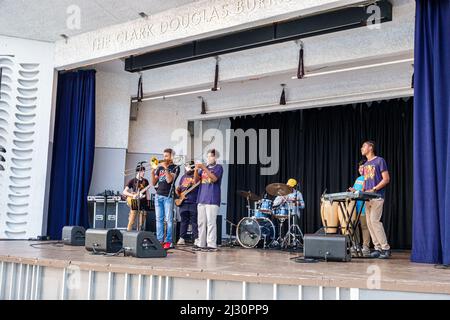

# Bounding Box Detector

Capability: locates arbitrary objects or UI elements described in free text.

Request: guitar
[175,181,201,207]
[126,184,151,209]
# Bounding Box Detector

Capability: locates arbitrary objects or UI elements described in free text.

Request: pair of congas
[320,198,357,234]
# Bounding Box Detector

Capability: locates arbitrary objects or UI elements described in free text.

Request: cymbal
[266,183,293,197]
[237,190,262,201]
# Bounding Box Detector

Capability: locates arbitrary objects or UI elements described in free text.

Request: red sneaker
[163,242,172,250]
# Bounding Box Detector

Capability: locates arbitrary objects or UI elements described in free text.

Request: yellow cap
[287,178,297,188]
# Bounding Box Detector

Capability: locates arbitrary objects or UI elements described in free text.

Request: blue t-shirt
[363,156,388,198]
[196,164,223,206]
[352,175,365,216]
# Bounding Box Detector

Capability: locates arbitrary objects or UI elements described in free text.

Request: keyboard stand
[335,199,367,258]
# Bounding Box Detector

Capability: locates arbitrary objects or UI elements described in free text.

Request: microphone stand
[168,163,181,248]
[135,161,146,232]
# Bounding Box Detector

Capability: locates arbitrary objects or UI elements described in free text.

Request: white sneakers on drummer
[177,238,186,245]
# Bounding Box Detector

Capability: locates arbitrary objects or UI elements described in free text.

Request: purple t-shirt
[177,173,199,204]
[363,156,388,197]
[197,164,223,206]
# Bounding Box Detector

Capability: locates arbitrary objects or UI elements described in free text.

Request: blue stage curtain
[412,0,450,264]
[47,70,96,240]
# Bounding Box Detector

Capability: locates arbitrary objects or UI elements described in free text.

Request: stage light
[291,58,414,79]
[279,84,287,105]
[131,87,221,103]
[138,12,149,19]
[199,96,207,114]
[60,34,69,43]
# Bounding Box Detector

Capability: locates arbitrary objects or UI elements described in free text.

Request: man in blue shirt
[349,160,371,256]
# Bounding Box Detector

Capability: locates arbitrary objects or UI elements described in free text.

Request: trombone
[123,155,186,176]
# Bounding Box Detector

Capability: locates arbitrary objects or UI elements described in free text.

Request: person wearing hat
[176,161,199,246]
[273,178,305,214]
[123,165,150,231]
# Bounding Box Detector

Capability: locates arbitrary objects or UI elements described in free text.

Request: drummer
[273,179,305,214]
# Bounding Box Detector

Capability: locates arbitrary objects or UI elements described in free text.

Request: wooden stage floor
[1,241,450,296]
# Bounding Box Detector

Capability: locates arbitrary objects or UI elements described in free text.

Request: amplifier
[304,234,351,262]
[62,226,86,246]
[121,231,167,258]
[88,195,155,230]
[85,229,123,253]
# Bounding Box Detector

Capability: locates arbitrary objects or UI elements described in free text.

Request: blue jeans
[155,194,174,243]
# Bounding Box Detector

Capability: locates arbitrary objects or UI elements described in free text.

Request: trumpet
[123,155,186,176]
[150,157,166,169]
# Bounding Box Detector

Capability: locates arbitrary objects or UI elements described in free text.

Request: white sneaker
[177,238,185,245]
[194,238,199,247]
[362,246,371,256]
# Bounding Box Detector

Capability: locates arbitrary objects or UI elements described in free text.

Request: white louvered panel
[0,57,15,237]
[0,58,38,239]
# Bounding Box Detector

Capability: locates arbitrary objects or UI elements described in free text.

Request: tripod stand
[223,219,238,247]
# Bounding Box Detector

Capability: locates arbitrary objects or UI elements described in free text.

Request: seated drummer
[273,179,305,214]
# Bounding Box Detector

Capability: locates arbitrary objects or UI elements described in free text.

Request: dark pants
[179,203,198,240]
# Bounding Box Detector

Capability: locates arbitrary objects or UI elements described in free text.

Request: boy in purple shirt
[193,149,223,252]
[176,161,199,246]
[360,141,391,259]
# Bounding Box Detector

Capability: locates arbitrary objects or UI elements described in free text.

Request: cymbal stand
[272,216,286,248]
[223,219,238,247]
[284,202,303,249]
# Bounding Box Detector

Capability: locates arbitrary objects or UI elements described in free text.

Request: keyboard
[322,191,381,202]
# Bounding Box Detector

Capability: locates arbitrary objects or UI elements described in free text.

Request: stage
[1,241,449,300]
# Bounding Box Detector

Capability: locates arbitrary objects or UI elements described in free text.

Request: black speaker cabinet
[62,226,86,246]
[121,231,167,258]
[85,229,123,253]
[304,234,351,262]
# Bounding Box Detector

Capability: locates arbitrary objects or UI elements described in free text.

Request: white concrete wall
[0,35,55,238]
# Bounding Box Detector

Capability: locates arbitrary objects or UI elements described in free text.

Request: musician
[151,148,180,250]
[123,165,150,231]
[360,141,391,259]
[273,179,305,214]
[193,149,223,252]
[176,161,199,246]
[349,159,371,256]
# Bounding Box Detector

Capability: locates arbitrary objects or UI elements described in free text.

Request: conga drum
[320,198,339,233]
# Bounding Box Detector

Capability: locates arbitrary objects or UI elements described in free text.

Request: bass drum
[236,217,275,249]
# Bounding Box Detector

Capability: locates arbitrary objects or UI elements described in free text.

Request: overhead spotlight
[0,164,4,171]
[136,73,143,102]
[296,41,305,79]
[199,96,207,115]
[279,84,287,105]
[0,155,5,162]
[60,34,69,43]
[212,57,220,91]
[139,12,149,19]
[0,146,5,153]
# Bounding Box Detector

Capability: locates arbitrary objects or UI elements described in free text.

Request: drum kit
[235,183,304,250]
